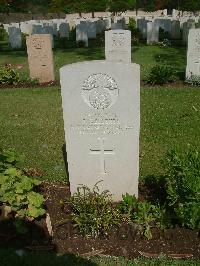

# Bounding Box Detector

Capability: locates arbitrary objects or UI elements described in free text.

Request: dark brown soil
[1,182,199,259]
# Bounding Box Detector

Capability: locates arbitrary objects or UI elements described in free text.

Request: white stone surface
[171,20,181,39]
[8,27,22,49]
[147,22,159,44]
[186,29,200,78]
[105,30,131,63]
[76,24,88,47]
[59,23,70,38]
[60,60,140,201]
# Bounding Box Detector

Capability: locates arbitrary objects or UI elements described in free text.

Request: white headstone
[182,20,195,45]
[186,29,200,78]
[87,22,97,39]
[76,24,88,47]
[147,22,159,44]
[105,30,131,63]
[59,23,70,38]
[60,60,140,201]
[171,20,181,39]
[8,27,22,49]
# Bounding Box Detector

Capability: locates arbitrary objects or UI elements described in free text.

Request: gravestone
[32,24,45,34]
[137,18,149,39]
[182,20,195,45]
[105,30,131,63]
[8,27,22,49]
[186,29,200,78]
[60,60,140,201]
[87,22,97,39]
[59,23,70,38]
[147,22,159,44]
[26,34,55,83]
[171,20,181,39]
[76,24,88,47]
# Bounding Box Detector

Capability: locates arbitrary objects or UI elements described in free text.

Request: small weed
[66,182,121,237]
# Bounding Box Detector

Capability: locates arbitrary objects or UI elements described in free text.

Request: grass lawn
[0,43,186,80]
[0,249,199,266]
[0,86,199,181]
[0,43,199,265]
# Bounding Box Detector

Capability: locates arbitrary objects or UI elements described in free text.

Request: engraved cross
[90,138,115,174]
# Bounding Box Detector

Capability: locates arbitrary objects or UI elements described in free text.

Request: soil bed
[0,183,199,259]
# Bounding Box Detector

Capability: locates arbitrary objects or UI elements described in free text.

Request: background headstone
[105,30,131,63]
[26,34,55,83]
[147,22,159,44]
[8,27,22,49]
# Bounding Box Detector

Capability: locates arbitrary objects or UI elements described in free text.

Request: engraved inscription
[82,73,119,109]
[189,33,200,57]
[112,33,126,47]
[70,112,134,135]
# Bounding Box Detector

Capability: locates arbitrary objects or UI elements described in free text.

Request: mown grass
[0,43,186,80]
[0,87,199,181]
[0,249,199,266]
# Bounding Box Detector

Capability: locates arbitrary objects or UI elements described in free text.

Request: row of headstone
[25,31,140,200]
[137,16,200,44]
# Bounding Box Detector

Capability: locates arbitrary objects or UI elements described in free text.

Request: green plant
[119,194,168,239]
[67,182,120,236]
[164,149,200,229]
[146,65,177,85]
[0,26,8,41]
[0,66,20,85]
[185,75,200,86]
[128,18,141,45]
[0,149,46,220]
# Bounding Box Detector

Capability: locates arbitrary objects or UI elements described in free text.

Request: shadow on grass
[139,174,167,205]
[0,218,96,266]
[0,248,97,266]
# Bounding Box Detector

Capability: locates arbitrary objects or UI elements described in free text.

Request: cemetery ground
[0,44,200,265]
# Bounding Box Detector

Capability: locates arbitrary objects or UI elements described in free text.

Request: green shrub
[185,75,200,86]
[159,28,170,42]
[164,149,200,229]
[128,18,142,44]
[0,66,20,85]
[119,193,169,239]
[146,65,177,85]
[0,26,8,41]
[0,149,46,220]
[67,182,120,236]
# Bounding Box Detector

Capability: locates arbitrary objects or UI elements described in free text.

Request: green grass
[0,249,199,266]
[0,87,199,181]
[0,43,186,80]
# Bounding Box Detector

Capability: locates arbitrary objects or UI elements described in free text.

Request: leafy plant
[0,26,8,41]
[0,149,46,220]
[119,193,169,239]
[164,149,200,229]
[185,75,200,86]
[146,65,177,85]
[67,182,120,236]
[128,18,141,45]
[0,66,20,85]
